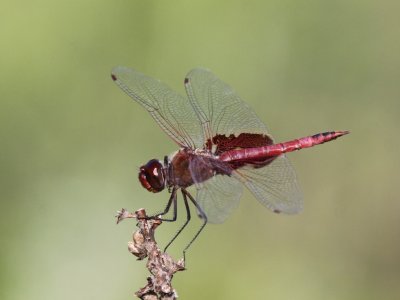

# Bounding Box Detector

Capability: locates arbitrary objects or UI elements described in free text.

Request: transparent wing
[188,156,243,224]
[184,68,271,147]
[112,66,203,149]
[194,175,243,224]
[233,155,303,214]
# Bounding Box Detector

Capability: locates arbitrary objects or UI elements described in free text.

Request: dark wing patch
[207,133,273,154]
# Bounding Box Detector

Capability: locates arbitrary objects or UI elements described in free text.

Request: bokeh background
[1,0,399,299]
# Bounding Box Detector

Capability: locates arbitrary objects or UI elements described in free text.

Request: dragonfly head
[138,159,165,193]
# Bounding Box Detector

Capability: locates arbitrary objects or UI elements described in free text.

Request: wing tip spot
[111,74,117,81]
[184,78,189,84]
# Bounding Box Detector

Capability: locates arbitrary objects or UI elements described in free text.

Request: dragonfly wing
[193,175,243,224]
[233,154,303,214]
[184,68,271,148]
[188,156,243,224]
[112,67,203,149]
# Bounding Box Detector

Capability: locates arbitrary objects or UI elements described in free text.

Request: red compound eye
[138,159,165,193]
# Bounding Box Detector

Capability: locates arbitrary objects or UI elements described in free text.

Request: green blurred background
[1,0,399,299]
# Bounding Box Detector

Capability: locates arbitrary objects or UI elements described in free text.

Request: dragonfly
[111,67,348,258]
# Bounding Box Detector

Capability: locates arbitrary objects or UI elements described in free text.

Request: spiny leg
[181,188,208,262]
[163,191,191,252]
[147,187,177,222]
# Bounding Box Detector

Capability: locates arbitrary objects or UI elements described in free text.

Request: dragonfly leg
[181,188,208,263]
[163,191,191,252]
[147,187,177,222]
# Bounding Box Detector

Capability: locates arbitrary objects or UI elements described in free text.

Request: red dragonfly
[111,67,348,256]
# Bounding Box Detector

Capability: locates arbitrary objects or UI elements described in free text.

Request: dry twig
[116,208,185,300]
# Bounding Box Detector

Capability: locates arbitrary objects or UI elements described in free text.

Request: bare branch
[116,208,185,299]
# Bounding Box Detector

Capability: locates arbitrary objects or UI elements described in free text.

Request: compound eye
[138,159,165,193]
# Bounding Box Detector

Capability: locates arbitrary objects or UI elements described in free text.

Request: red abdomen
[219,131,349,163]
